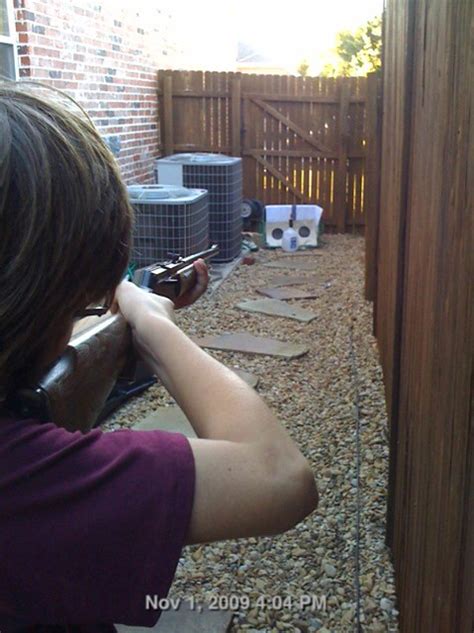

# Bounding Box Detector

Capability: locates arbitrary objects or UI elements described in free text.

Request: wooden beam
[250,97,333,155]
[243,149,365,159]
[156,90,365,104]
[250,152,310,203]
[156,89,232,98]
[231,73,242,156]
[172,144,232,153]
[244,92,365,104]
[163,72,174,156]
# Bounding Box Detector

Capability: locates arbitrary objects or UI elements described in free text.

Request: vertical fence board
[191,70,204,149]
[162,72,173,156]
[335,80,350,232]
[211,72,219,151]
[301,77,310,203]
[265,74,272,201]
[231,73,241,156]
[288,74,297,205]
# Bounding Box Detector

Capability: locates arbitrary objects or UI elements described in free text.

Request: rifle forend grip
[145,263,197,301]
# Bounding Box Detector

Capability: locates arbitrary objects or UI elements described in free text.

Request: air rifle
[9,245,219,433]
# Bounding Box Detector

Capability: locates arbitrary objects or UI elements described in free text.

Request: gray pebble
[380,597,394,611]
[322,563,337,577]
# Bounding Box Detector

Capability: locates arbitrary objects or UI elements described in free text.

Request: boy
[0,84,318,632]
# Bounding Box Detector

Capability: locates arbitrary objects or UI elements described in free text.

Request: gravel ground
[105,234,399,633]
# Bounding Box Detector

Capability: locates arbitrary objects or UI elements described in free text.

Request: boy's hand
[111,280,176,329]
[173,259,209,309]
[111,259,208,327]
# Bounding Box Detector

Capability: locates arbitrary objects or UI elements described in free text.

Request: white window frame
[0,0,19,80]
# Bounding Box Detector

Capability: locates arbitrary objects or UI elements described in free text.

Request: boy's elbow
[267,457,319,535]
[288,460,319,527]
[302,462,319,517]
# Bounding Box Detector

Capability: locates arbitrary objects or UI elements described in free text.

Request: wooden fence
[366,0,473,631]
[157,70,381,233]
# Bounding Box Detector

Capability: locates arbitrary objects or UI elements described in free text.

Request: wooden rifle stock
[9,245,219,432]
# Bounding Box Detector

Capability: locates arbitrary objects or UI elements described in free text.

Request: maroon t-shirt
[0,416,196,632]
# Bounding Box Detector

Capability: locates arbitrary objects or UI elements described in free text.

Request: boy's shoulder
[0,416,195,630]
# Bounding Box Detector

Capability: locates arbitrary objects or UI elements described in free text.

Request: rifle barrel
[152,244,218,270]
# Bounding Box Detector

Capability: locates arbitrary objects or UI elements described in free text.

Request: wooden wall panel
[375,0,473,630]
[374,0,416,552]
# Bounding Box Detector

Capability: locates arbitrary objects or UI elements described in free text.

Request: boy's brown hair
[0,83,133,397]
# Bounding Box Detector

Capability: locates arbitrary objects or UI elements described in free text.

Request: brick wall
[13,0,183,183]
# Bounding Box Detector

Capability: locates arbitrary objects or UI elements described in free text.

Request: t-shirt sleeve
[2,422,195,627]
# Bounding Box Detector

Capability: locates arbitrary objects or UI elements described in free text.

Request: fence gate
[157,70,380,233]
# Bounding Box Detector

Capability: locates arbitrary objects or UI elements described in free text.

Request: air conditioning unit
[127,184,209,268]
[265,205,324,248]
[155,153,243,262]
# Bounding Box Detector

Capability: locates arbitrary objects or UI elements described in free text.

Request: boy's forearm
[133,313,299,449]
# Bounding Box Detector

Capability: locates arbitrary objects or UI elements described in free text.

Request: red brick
[13,1,165,182]
[20,9,36,20]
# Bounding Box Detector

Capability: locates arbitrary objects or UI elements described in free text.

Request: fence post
[365,72,382,301]
[163,71,174,156]
[231,73,242,157]
[335,80,350,233]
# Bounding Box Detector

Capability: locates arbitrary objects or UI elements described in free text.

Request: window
[0,0,18,79]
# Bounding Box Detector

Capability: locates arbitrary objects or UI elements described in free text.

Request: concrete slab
[236,298,317,323]
[267,274,311,287]
[233,368,260,388]
[116,602,233,633]
[264,259,320,271]
[193,332,309,358]
[256,286,319,300]
[133,406,196,437]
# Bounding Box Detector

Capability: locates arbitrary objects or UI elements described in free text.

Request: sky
[116,0,384,73]
[169,0,384,72]
[233,0,383,69]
